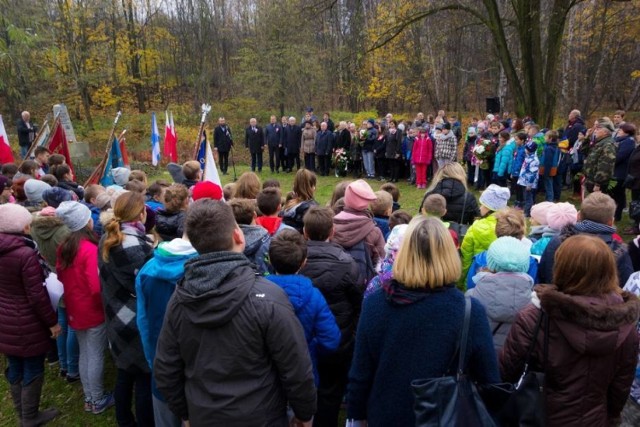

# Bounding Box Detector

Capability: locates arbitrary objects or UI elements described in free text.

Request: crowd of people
[0,107,640,427]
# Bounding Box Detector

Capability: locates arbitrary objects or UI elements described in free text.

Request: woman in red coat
[0,203,61,426]
[501,234,640,426]
[411,128,433,189]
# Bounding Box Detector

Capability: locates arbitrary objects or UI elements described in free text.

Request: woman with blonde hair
[282,168,319,232]
[501,234,640,426]
[423,162,480,224]
[347,216,499,426]
[99,192,154,426]
[234,171,261,200]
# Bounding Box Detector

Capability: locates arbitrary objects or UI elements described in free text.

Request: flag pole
[193,104,211,159]
[24,117,50,159]
[83,111,122,187]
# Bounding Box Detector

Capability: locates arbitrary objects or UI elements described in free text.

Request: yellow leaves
[92,85,117,108]
[632,70,640,79]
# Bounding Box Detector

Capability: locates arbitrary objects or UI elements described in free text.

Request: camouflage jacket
[583,136,617,186]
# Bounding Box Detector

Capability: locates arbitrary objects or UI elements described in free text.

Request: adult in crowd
[245,118,264,173]
[385,120,402,183]
[422,162,480,224]
[614,110,626,130]
[284,116,302,172]
[213,117,233,175]
[154,200,316,426]
[0,203,61,426]
[335,121,351,151]
[625,124,640,234]
[582,118,617,194]
[501,235,640,426]
[346,217,499,426]
[302,120,318,172]
[17,111,37,159]
[612,122,636,222]
[264,115,283,173]
[99,192,154,426]
[316,121,334,176]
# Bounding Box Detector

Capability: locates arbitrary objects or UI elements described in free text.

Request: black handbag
[629,200,640,222]
[411,296,497,427]
[482,310,548,427]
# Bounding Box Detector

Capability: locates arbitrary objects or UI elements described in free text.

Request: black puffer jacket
[155,210,185,241]
[424,178,480,225]
[385,130,402,159]
[299,241,362,352]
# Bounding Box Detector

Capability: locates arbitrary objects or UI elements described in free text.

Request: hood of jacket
[332,210,377,248]
[30,215,69,240]
[538,285,640,356]
[469,272,534,323]
[240,224,269,257]
[173,251,254,327]
[0,233,30,257]
[144,239,198,282]
[432,178,466,199]
[266,275,314,312]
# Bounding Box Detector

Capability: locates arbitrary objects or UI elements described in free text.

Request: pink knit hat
[546,202,577,231]
[0,203,33,233]
[530,201,554,225]
[344,179,377,211]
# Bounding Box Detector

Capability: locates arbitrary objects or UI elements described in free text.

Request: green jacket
[583,136,617,187]
[30,215,70,272]
[459,213,498,288]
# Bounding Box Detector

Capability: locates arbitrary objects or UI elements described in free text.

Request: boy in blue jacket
[267,229,341,385]
[540,130,561,202]
[518,141,540,217]
[136,234,198,427]
[510,132,527,208]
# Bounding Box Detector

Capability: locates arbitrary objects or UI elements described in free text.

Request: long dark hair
[58,226,99,270]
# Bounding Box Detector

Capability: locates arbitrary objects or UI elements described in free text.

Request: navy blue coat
[614,135,635,180]
[264,123,283,148]
[284,125,302,155]
[562,117,587,147]
[315,130,334,156]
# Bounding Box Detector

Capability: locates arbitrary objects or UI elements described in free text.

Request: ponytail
[100,191,145,262]
[101,218,124,262]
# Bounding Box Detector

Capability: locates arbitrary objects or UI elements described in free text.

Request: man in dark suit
[264,115,283,173]
[283,117,302,172]
[245,118,264,172]
[213,117,233,175]
[17,111,37,159]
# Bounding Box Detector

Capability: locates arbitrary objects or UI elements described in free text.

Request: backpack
[344,239,376,288]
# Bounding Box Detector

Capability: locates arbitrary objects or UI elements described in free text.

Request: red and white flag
[164,110,178,162]
[0,115,14,164]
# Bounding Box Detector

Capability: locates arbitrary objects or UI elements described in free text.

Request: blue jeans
[6,354,46,386]
[544,176,562,202]
[57,305,79,375]
[363,151,375,177]
[20,145,29,159]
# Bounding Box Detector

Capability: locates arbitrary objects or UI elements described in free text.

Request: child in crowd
[40,174,58,187]
[23,179,50,211]
[364,223,409,299]
[329,181,351,212]
[156,184,189,241]
[282,169,318,233]
[530,202,577,256]
[235,172,262,199]
[518,141,540,217]
[464,127,479,185]
[411,128,433,189]
[181,160,201,189]
[370,191,393,239]
[191,181,224,202]
[380,182,401,211]
[53,164,84,200]
[267,230,340,384]
[262,178,281,189]
[528,201,555,241]
[82,184,107,236]
[223,183,236,200]
[109,167,130,190]
[1,163,18,180]
[460,184,510,286]
[55,201,114,414]
[145,181,168,212]
[492,131,514,187]
[422,194,459,248]
[229,198,271,275]
[256,187,292,236]
[34,146,50,177]
[510,132,528,208]
[136,227,198,427]
[539,192,633,287]
[298,206,360,426]
[389,209,412,232]
[466,236,534,352]
[466,208,537,289]
[402,128,416,184]
[541,129,561,202]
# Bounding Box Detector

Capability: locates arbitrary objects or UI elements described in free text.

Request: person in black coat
[284,117,302,172]
[335,122,351,151]
[17,111,37,159]
[422,163,481,225]
[373,125,387,181]
[213,117,233,175]
[385,120,403,183]
[323,113,335,133]
[244,118,264,172]
[612,123,636,221]
[316,122,334,176]
[264,115,283,173]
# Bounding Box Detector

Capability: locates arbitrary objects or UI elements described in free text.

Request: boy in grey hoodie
[229,198,272,275]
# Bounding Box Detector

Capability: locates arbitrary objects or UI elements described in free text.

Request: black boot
[5,369,22,426]
[21,375,59,426]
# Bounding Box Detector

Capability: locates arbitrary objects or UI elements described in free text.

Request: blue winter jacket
[81,201,103,237]
[267,274,341,384]
[136,239,198,400]
[511,145,526,177]
[540,141,560,177]
[466,250,538,289]
[373,216,390,240]
[614,135,635,180]
[493,140,516,177]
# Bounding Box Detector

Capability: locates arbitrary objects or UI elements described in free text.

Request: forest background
[1,0,640,163]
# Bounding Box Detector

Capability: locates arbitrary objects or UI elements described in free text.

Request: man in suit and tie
[214,117,233,175]
[264,115,283,173]
[283,117,302,172]
[245,118,264,172]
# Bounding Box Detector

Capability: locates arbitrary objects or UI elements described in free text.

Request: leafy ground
[0,163,633,426]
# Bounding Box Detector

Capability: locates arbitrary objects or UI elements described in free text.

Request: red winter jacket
[0,233,57,357]
[57,239,105,330]
[412,135,433,165]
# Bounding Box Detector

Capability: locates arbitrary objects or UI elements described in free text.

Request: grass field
[0,162,634,426]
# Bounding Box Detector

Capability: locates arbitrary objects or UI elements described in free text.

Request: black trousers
[218,151,229,174]
[287,153,300,171]
[268,145,280,172]
[313,347,353,427]
[318,155,331,176]
[251,152,263,172]
[114,369,154,427]
[375,157,386,178]
[388,158,400,181]
[304,153,316,171]
[611,179,627,221]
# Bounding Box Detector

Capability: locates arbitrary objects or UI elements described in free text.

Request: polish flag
[0,115,14,164]
[164,111,178,162]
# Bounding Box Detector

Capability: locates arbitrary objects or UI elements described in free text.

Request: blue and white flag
[151,112,161,166]
[196,134,222,188]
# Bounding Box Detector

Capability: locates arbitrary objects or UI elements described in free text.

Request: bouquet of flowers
[333,148,350,177]
[472,139,493,169]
